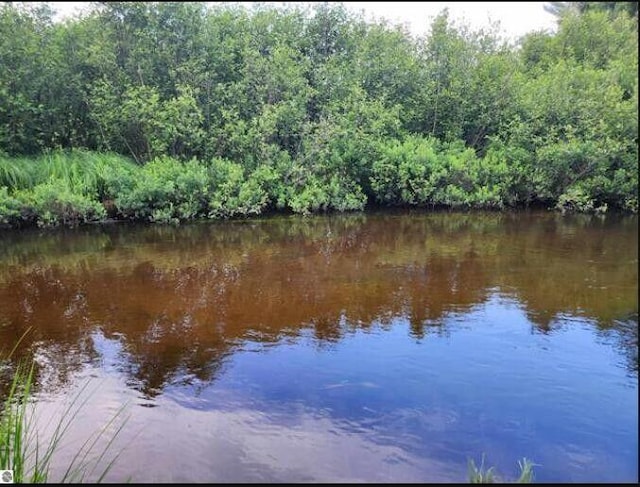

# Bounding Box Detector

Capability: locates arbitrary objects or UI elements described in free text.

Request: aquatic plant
[468,454,537,483]
[1,334,129,482]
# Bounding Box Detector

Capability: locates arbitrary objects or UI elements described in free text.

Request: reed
[468,454,537,483]
[1,333,129,483]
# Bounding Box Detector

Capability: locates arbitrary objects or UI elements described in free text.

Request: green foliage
[286,173,366,215]
[1,336,129,483]
[102,150,276,224]
[207,158,270,218]
[0,1,636,227]
[548,8,638,69]
[15,180,106,227]
[288,175,331,214]
[371,136,507,209]
[516,458,536,483]
[505,8,638,212]
[467,455,537,483]
[371,136,439,206]
[253,148,296,210]
[0,150,142,227]
[326,175,367,212]
[556,185,606,214]
[36,150,135,199]
[0,361,36,482]
[112,157,209,223]
[0,150,137,197]
[0,186,21,227]
[481,142,535,206]
[468,455,496,483]
[0,157,37,190]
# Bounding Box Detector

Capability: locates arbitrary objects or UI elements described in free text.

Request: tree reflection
[0,210,637,398]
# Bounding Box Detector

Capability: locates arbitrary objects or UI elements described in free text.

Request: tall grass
[516,458,536,483]
[0,150,141,227]
[468,454,496,483]
[0,333,130,483]
[0,360,53,483]
[0,156,37,190]
[0,149,138,195]
[468,454,537,483]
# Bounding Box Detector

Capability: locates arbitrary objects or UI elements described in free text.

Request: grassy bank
[1,146,636,230]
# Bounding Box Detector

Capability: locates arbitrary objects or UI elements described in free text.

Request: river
[0,210,637,482]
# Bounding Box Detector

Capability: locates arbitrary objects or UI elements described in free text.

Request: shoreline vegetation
[1,331,129,483]
[0,2,637,229]
[0,359,128,483]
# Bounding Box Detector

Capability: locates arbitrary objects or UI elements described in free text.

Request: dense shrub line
[3,132,635,228]
[0,2,637,227]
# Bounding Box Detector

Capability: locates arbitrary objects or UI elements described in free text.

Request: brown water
[0,210,637,482]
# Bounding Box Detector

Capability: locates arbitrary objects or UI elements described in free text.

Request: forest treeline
[0,1,637,227]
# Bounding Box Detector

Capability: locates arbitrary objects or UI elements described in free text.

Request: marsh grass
[0,150,140,226]
[468,454,496,483]
[0,361,35,481]
[0,156,37,190]
[468,454,537,483]
[1,332,130,483]
[515,458,536,483]
[0,150,137,195]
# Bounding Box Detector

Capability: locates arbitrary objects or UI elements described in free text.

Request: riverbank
[1,148,636,231]
[1,4,637,229]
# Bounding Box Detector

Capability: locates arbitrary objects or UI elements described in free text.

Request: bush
[15,180,106,227]
[286,172,366,215]
[556,185,608,214]
[113,157,209,223]
[327,174,367,212]
[371,135,509,209]
[207,158,271,218]
[288,175,331,214]
[481,142,535,207]
[0,186,21,226]
[371,135,441,206]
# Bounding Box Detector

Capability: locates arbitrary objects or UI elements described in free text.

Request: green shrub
[327,174,367,212]
[15,180,106,227]
[288,175,331,215]
[372,135,507,209]
[371,135,441,205]
[207,158,271,218]
[250,164,281,208]
[556,185,608,214]
[114,157,209,222]
[100,158,139,215]
[481,143,535,207]
[622,195,638,213]
[286,172,366,215]
[0,186,21,226]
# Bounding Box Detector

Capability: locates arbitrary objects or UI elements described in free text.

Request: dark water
[0,210,637,483]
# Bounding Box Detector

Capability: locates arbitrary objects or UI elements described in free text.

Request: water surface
[0,210,637,482]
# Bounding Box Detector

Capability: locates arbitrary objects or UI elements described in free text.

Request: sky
[48,2,558,41]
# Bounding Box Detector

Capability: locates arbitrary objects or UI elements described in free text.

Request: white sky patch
[47,1,558,40]
[341,1,558,40]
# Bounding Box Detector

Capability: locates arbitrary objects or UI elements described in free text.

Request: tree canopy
[0,1,637,227]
